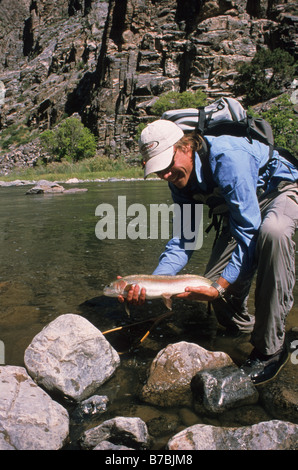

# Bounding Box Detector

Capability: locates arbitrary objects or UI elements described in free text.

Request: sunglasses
[155,149,177,177]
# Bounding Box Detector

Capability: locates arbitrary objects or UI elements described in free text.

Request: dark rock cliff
[0,0,297,170]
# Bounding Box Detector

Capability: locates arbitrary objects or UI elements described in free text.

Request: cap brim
[144,145,174,179]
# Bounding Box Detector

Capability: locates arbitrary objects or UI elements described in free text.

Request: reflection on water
[0,180,212,364]
[0,180,297,446]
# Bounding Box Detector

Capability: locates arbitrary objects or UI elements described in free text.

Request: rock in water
[25,180,65,194]
[191,365,259,415]
[167,420,298,450]
[0,366,69,450]
[24,313,120,401]
[140,341,234,407]
[80,416,150,450]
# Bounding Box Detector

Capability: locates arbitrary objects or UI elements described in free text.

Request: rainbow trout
[103,274,212,312]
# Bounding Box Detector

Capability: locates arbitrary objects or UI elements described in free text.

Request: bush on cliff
[233,48,296,105]
[151,90,207,116]
[135,90,208,141]
[249,94,297,154]
[40,117,97,163]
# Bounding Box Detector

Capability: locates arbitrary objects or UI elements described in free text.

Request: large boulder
[0,366,69,450]
[167,420,298,450]
[140,341,234,407]
[191,365,259,415]
[80,416,150,450]
[24,313,120,401]
[25,180,65,194]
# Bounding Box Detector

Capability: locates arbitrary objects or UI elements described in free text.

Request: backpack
[161,96,298,167]
[162,96,274,149]
[162,96,297,237]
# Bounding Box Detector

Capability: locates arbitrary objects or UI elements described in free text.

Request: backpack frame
[162,96,274,151]
[162,96,297,167]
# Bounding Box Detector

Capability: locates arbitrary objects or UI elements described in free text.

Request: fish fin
[124,283,133,292]
[162,294,172,311]
[124,300,131,317]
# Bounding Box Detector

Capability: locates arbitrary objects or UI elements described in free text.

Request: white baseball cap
[139,120,184,178]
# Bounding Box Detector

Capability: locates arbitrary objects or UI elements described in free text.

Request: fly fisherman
[119,119,298,385]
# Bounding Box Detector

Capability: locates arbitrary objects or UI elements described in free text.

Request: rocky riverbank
[1,313,297,451]
[0,176,148,188]
[1,0,297,163]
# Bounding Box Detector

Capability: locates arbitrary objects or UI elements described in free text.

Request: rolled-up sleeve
[212,149,261,283]
[154,140,263,283]
[153,184,198,275]
[153,236,192,275]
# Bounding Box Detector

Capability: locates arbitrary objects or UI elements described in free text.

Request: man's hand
[117,276,146,306]
[175,285,219,302]
[175,276,229,302]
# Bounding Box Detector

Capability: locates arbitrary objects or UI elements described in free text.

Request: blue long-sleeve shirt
[153,135,298,283]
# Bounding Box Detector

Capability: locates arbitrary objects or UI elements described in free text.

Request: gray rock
[76,395,109,417]
[141,341,234,407]
[167,420,298,450]
[65,178,80,184]
[191,365,259,415]
[80,416,150,450]
[63,188,88,194]
[0,430,15,450]
[0,179,34,187]
[0,366,69,450]
[25,180,88,194]
[24,313,120,401]
[25,180,65,194]
[93,440,135,450]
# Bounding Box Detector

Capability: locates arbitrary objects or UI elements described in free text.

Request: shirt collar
[194,151,203,183]
[194,151,207,191]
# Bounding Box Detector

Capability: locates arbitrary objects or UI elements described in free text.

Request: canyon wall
[0,0,297,167]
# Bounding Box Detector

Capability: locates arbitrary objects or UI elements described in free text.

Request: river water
[0,179,297,448]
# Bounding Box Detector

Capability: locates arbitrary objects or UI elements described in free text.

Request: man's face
[156,145,194,188]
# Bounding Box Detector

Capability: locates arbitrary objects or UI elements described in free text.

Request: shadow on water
[0,180,297,449]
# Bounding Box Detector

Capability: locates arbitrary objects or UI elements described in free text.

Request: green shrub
[0,123,36,151]
[247,94,297,154]
[151,90,207,116]
[135,90,208,141]
[233,48,296,106]
[258,95,297,154]
[40,117,97,162]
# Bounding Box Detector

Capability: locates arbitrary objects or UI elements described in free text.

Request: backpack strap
[246,116,254,143]
[196,107,206,134]
[239,115,275,164]
[194,107,214,191]
[274,146,298,168]
[197,137,215,193]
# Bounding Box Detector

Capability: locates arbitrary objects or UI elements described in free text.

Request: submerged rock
[141,341,234,407]
[191,365,259,415]
[63,187,88,194]
[24,313,120,401]
[74,395,109,419]
[0,366,69,450]
[93,440,135,450]
[25,180,65,194]
[80,416,150,450]
[25,180,88,194]
[167,420,298,450]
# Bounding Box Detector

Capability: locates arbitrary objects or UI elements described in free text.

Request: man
[120,118,298,385]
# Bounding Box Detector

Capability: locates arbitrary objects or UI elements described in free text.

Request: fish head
[103,278,129,297]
